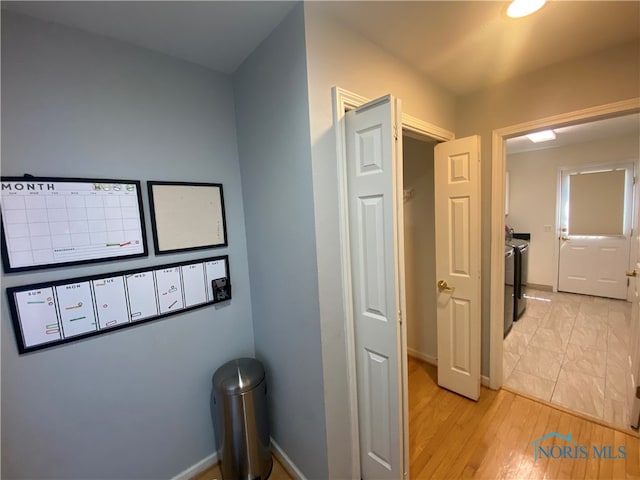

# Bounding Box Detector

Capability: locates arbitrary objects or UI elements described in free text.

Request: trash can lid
[213,357,265,395]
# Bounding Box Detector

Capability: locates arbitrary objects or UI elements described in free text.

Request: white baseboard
[170,439,305,480]
[271,437,306,480]
[170,451,218,480]
[407,349,491,389]
[407,348,437,366]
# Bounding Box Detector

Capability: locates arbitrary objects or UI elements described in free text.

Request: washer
[506,238,529,321]
[504,245,515,337]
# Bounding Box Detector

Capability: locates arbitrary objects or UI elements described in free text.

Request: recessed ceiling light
[507,0,547,18]
[526,130,556,143]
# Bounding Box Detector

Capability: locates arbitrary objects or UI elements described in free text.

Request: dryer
[504,245,515,337]
[506,238,529,321]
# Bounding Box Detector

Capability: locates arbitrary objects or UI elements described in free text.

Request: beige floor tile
[503,330,530,356]
[524,297,552,318]
[562,343,606,378]
[549,302,579,319]
[551,292,583,304]
[529,327,569,354]
[538,314,574,333]
[527,289,553,300]
[605,363,628,400]
[569,314,608,351]
[503,351,520,380]
[607,330,630,370]
[608,314,631,349]
[511,313,540,337]
[578,301,610,316]
[607,300,631,315]
[575,311,608,328]
[551,368,605,419]
[504,370,556,402]
[514,345,563,381]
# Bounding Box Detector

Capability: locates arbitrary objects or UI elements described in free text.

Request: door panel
[435,136,481,401]
[363,349,392,469]
[346,95,406,479]
[559,238,629,298]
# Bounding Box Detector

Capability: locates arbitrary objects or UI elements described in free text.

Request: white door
[434,136,482,401]
[558,164,634,299]
[346,95,408,479]
[630,163,640,429]
[629,260,640,428]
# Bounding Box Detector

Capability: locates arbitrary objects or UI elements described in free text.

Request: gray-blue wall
[1,12,254,479]
[233,5,328,479]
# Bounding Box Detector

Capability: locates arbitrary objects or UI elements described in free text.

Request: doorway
[494,107,640,431]
[403,134,438,366]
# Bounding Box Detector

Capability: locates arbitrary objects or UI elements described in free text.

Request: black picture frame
[7,255,231,354]
[1,176,148,273]
[147,181,228,255]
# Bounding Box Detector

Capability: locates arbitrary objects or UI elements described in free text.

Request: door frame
[489,97,640,389]
[333,86,454,479]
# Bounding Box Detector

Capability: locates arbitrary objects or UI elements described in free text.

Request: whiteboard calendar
[1,177,148,272]
[7,255,231,354]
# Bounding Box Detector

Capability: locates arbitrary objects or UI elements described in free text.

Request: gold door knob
[437,280,455,293]
[626,270,638,277]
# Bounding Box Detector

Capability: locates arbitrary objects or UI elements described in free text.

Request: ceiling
[3,1,638,96]
[506,113,640,155]
[1,1,298,74]
[3,1,638,146]
[313,1,640,96]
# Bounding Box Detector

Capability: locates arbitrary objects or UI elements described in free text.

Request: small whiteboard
[148,181,228,254]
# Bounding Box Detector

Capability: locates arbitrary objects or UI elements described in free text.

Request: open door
[345,95,408,479]
[434,136,482,401]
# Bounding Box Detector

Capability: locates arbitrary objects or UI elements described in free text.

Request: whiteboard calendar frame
[147,181,228,255]
[6,255,231,354]
[1,176,148,273]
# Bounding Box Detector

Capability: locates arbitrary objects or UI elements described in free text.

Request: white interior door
[558,164,634,299]
[434,136,481,401]
[629,160,640,429]
[346,95,407,480]
[629,259,640,428]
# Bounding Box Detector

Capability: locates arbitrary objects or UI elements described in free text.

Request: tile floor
[503,288,633,431]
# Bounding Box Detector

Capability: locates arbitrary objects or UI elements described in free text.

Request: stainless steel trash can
[212,358,272,480]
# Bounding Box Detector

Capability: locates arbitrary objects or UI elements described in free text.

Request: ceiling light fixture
[526,130,556,143]
[507,0,547,18]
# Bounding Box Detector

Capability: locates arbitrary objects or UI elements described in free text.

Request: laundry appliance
[506,238,529,321]
[504,245,515,337]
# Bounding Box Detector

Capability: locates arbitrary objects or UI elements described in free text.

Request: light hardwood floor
[408,356,640,479]
[191,455,292,480]
[193,357,639,479]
